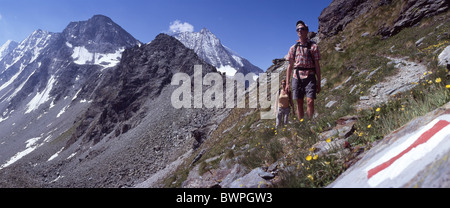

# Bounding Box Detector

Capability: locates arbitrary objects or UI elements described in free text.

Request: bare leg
[306,97,314,119]
[296,99,304,120]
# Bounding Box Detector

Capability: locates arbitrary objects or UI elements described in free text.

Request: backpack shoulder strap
[306,40,315,66]
[292,42,301,60]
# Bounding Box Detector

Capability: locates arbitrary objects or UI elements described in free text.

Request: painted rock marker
[365,117,450,187]
[328,102,450,188]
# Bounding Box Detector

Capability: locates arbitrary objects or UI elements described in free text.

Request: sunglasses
[296,27,309,32]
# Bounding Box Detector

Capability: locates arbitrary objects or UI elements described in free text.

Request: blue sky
[0,0,332,70]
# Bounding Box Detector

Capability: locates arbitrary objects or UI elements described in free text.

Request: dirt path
[356,57,429,110]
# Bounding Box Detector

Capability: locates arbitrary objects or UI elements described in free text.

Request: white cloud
[169,20,194,33]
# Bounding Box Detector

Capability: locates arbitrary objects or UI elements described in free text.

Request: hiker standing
[274,79,295,127]
[285,20,321,121]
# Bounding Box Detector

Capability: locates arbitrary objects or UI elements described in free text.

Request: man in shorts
[285,20,321,121]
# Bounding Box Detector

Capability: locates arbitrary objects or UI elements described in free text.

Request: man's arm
[315,60,321,94]
[286,59,293,92]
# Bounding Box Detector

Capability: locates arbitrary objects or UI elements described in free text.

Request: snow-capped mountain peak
[63,14,141,53]
[172,28,263,76]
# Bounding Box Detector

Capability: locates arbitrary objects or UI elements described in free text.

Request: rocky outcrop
[319,0,449,39]
[318,0,378,39]
[378,0,449,37]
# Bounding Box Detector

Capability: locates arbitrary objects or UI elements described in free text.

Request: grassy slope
[164,5,450,188]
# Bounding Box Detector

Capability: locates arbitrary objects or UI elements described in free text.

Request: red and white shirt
[288,40,320,79]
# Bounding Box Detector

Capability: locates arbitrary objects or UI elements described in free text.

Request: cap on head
[296,20,309,30]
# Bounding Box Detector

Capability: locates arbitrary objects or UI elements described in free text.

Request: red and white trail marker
[365,115,450,187]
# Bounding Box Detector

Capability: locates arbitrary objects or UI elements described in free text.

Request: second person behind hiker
[275,79,294,127]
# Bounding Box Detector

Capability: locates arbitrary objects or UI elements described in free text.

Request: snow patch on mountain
[0,63,27,92]
[71,46,124,68]
[25,75,57,114]
[0,136,42,170]
[217,65,237,76]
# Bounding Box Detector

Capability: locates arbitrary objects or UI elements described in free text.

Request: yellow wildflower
[359,132,364,137]
[428,80,433,84]
[446,85,450,89]
[367,124,372,129]
[309,147,315,152]
[306,155,312,161]
[324,161,330,165]
[435,78,441,83]
[326,138,331,143]
[300,118,304,122]
[313,155,318,160]
[376,107,381,112]
[307,174,314,181]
